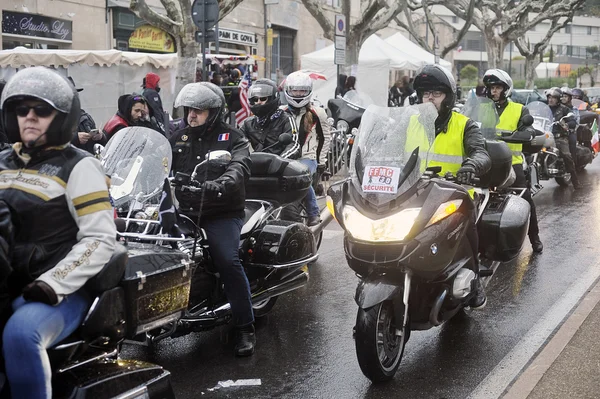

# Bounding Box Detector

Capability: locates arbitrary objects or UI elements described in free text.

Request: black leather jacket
[241,110,301,159]
[170,121,252,220]
[549,103,577,138]
[437,111,492,177]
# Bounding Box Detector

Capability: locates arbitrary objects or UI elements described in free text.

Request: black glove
[201,180,223,200]
[456,164,477,185]
[23,281,59,305]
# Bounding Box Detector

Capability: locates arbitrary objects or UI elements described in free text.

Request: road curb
[502,277,600,399]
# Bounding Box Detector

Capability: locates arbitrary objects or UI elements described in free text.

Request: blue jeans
[202,217,254,327]
[299,159,320,218]
[3,291,91,399]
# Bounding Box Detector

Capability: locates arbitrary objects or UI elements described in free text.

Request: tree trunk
[345,33,361,71]
[483,27,507,70]
[524,55,537,89]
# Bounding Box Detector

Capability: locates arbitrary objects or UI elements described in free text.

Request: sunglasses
[249,96,269,105]
[15,104,54,118]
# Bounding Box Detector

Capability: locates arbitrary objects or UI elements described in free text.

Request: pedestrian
[388,81,402,107]
[344,76,357,92]
[67,76,107,154]
[335,73,348,98]
[141,72,167,135]
[211,73,223,87]
[0,66,116,398]
[102,94,151,139]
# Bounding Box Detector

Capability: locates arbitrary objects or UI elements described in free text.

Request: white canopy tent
[384,33,452,69]
[535,62,560,78]
[301,34,423,106]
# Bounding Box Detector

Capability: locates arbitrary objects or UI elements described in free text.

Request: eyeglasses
[249,96,269,105]
[422,90,444,98]
[15,104,54,118]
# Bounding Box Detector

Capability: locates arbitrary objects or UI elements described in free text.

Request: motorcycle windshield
[461,96,499,140]
[101,127,172,207]
[343,91,373,109]
[527,101,554,133]
[350,104,437,206]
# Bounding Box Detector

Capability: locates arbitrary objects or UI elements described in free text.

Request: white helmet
[483,69,513,99]
[284,71,313,109]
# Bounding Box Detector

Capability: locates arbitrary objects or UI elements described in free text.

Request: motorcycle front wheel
[355,300,408,383]
[555,174,572,187]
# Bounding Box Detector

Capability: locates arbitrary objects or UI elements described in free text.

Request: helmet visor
[286,86,311,98]
[248,84,275,99]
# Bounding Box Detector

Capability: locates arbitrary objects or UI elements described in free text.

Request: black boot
[530,234,543,253]
[307,215,320,227]
[234,324,256,357]
[468,278,487,310]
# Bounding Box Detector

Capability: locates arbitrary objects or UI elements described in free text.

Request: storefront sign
[218,28,257,46]
[128,25,175,53]
[2,11,72,41]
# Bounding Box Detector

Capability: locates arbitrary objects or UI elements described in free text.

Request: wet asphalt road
[123,160,600,399]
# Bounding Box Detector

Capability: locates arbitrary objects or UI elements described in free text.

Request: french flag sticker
[218,133,230,141]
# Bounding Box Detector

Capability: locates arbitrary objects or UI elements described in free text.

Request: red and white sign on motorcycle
[362,166,401,194]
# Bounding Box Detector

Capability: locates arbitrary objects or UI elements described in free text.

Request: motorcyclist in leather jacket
[169,82,256,356]
[0,67,116,398]
[414,64,491,309]
[241,79,300,158]
[546,87,581,189]
[483,69,543,252]
[560,87,580,169]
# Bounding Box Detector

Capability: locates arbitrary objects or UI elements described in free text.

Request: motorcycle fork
[392,272,411,337]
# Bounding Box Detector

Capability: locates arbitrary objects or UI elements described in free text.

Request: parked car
[511,89,548,105]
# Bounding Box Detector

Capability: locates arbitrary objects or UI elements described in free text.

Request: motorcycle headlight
[337,120,350,134]
[342,205,421,242]
[425,200,462,227]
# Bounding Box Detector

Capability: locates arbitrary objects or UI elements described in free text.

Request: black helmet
[572,88,584,100]
[175,83,223,128]
[248,79,279,118]
[1,67,80,146]
[413,64,457,112]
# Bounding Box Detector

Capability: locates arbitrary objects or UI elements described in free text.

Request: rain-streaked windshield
[101,127,172,208]
[527,101,554,133]
[461,96,498,140]
[349,104,437,206]
[343,91,373,109]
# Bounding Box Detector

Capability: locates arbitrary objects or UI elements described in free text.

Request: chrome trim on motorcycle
[57,348,118,373]
[429,288,448,326]
[401,272,411,336]
[248,254,318,269]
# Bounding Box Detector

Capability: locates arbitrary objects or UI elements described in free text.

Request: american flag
[235,70,252,126]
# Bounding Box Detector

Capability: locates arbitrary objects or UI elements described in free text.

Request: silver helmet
[197,82,226,119]
[1,66,80,145]
[175,83,224,128]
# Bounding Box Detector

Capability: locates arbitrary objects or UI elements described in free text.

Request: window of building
[565,25,571,34]
[270,28,295,78]
[566,45,573,56]
[118,13,135,28]
[466,39,481,51]
[557,45,563,55]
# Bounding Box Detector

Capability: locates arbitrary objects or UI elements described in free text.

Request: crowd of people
[0,60,596,397]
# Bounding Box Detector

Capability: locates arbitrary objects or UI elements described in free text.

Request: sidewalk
[503,278,600,399]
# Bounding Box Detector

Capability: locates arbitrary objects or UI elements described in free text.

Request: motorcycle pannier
[246,153,312,205]
[478,194,530,262]
[245,220,316,267]
[120,245,191,338]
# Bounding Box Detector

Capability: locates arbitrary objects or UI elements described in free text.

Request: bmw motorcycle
[327,104,531,382]
[102,128,318,345]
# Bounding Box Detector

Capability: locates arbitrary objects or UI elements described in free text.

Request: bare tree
[394,0,475,60]
[129,0,244,94]
[514,10,581,89]
[301,0,407,68]
[434,0,585,70]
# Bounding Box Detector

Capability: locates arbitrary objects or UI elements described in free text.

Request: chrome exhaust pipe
[310,207,334,236]
[179,269,309,328]
[429,288,448,326]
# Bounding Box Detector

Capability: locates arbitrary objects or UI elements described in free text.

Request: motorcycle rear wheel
[252,297,278,318]
[555,174,572,187]
[355,301,408,383]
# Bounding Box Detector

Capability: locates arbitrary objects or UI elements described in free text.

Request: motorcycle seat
[241,200,266,238]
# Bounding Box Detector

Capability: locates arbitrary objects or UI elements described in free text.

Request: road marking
[467,259,600,399]
[502,277,600,399]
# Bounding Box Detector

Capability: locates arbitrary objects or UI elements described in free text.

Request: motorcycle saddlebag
[245,220,316,267]
[479,140,512,188]
[246,152,312,205]
[120,244,191,338]
[478,194,530,262]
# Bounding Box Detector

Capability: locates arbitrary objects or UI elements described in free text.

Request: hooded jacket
[102,94,135,139]
[142,73,167,135]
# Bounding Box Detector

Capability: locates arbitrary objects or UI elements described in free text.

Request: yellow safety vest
[497,101,524,165]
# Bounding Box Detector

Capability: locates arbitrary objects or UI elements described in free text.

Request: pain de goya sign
[129,25,175,53]
[2,11,72,41]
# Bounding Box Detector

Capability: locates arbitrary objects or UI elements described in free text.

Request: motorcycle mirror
[521,114,534,127]
[278,133,293,145]
[563,113,574,119]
